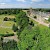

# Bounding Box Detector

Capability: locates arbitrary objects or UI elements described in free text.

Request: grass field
[3,21,15,27]
[0,15,16,34]
[0,27,13,34]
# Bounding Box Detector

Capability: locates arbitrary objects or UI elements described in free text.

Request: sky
[0,0,50,8]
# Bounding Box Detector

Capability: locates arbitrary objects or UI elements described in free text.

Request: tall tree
[16,11,29,30]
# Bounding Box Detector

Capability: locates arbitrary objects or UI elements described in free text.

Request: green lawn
[0,14,15,20]
[0,20,3,24]
[3,21,15,27]
[0,15,16,34]
[0,27,13,34]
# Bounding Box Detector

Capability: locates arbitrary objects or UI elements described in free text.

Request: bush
[0,33,14,37]
[48,17,50,22]
[3,40,19,50]
[34,16,37,19]
[12,24,18,32]
[29,21,34,26]
[4,17,8,21]
[49,24,50,28]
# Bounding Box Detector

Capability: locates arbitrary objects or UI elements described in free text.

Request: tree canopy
[16,11,29,29]
[18,25,50,50]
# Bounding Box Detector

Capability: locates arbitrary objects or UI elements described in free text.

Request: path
[0,21,19,42]
[24,10,49,27]
[3,32,19,42]
[28,15,49,27]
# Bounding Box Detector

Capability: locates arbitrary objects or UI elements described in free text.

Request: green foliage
[4,17,8,21]
[2,40,19,50]
[34,8,50,12]
[0,9,21,15]
[34,16,37,19]
[0,33,14,37]
[12,24,18,32]
[0,37,19,50]
[18,25,50,50]
[16,11,29,29]
[29,21,34,26]
[48,17,50,22]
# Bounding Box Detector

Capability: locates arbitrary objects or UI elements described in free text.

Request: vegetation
[16,11,29,36]
[18,24,50,50]
[0,9,20,15]
[2,40,19,50]
[48,17,50,22]
[0,37,19,50]
[4,17,8,21]
[29,21,34,26]
[34,16,37,19]
[48,17,50,28]
[0,15,16,35]
[12,24,18,32]
[0,9,50,50]
[0,33,14,37]
[34,8,50,12]
[16,11,29,29]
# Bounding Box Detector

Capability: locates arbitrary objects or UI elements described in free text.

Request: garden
[0,15,16,36]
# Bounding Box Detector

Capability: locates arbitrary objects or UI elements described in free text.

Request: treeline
[0,9,21,15]
[0,8,50,15]
[34,8,50,12]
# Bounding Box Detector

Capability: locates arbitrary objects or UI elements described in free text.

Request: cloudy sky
[0,0,50,8]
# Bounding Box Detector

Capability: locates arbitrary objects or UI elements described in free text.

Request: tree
[29,21,34,26]
[48,17,50,28]
[4,17,8,21]
[2,40,19,50]
[12,24,18,32]
[34,16,37,19]
[0,36,3,50]
[13,18,16,22]
[48,17,50,22]
[49,24,50,28]
[16,11,29,30]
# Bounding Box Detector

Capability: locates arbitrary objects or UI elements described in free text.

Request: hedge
[0,33,14,37]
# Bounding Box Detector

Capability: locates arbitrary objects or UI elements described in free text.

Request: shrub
[34,16,37,19]
[4,17,8,21]
[12,24,18,32]
[29,21,34,26]
[48,17,50,22]
[0,33,14,37]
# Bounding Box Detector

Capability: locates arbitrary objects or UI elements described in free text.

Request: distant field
[0,15,16,34]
